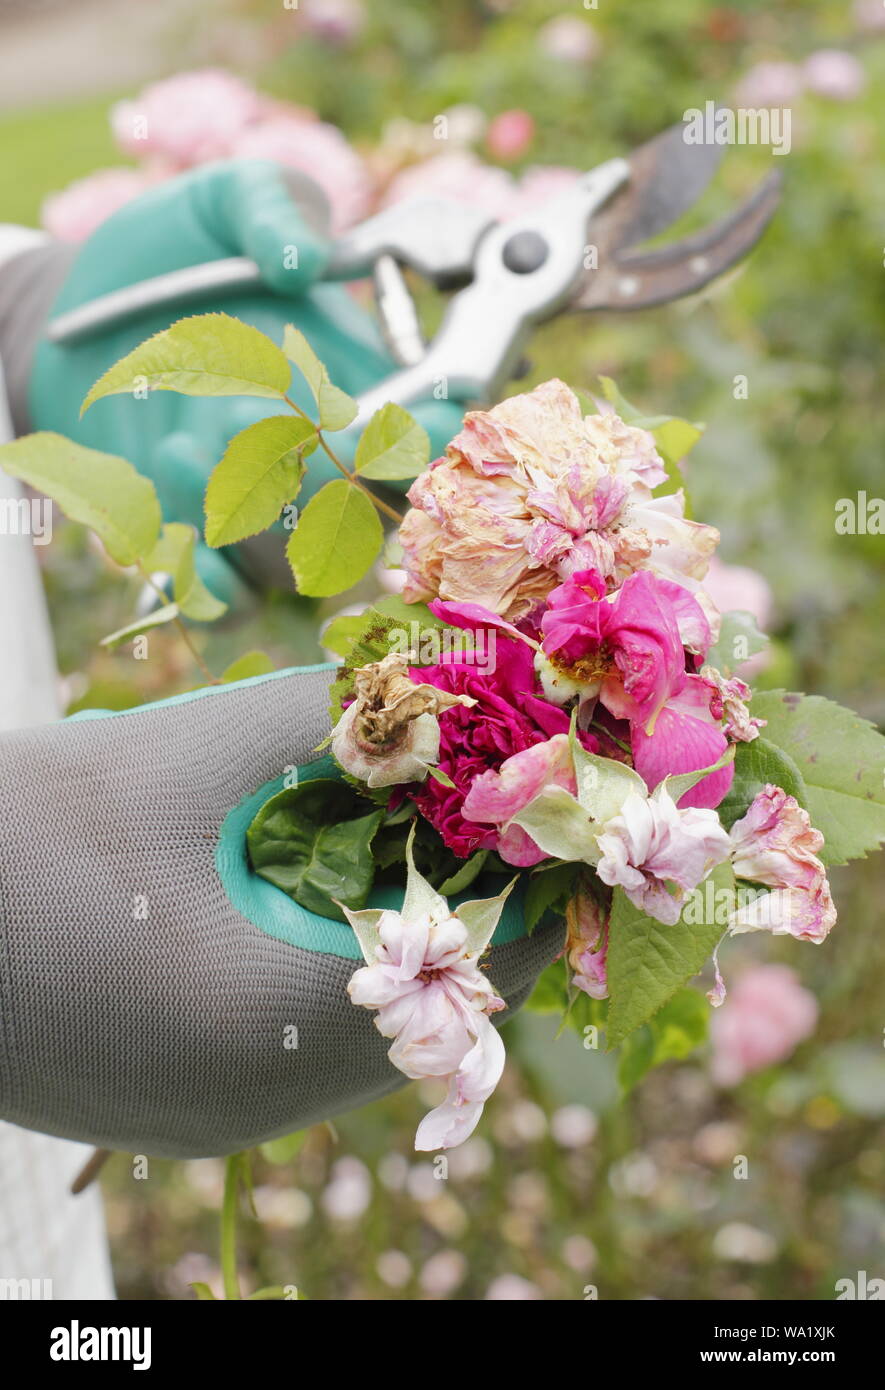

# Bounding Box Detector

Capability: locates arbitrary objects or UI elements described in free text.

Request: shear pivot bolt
[501,230,549,273]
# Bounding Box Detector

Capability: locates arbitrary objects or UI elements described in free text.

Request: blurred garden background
[1,0,883,1300]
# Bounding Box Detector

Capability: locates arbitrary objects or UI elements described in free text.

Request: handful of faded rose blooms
[248,379,885,1147]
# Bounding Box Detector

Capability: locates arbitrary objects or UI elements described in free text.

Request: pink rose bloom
[854,0,885,33]
[803,50,866,102]
[539,16,600,65]
[462,732,577,866]
[111,69,263,165]
[301,0,364,44]
[401,379,718,622]
[728,784,837,943]
[230,115,372,231]
[408,634,598,858]
[733,61,804,108]
[710,964,818,1086]
[383,151,518,221]
[630,674,734,810]
[509,165,582,217]
[595,786,732,925]
[343,871,512,1149]
[486,110,535,161]
[566,884,610,999]
[540,568,707,727]
[537,569,732,809]
[41,167,157,244]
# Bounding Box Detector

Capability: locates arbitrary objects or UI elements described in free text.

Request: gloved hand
[0,663,563,1158]
[22,160,465,600]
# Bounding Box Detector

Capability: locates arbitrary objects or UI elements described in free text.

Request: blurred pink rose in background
[703,554,773,677]
[539,15,600,65]
[300,0,365,46]
[710,964,818,1086]
[41,167,157,243]
[230,114,373,231]
[383,151,517,220]
[733,61,804,108]
[854,0,885,32]
[486,109,535,161]
[803,50,866,102]
[111,68,263,165]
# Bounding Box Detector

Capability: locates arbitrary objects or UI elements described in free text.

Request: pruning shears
[47,118,782,428]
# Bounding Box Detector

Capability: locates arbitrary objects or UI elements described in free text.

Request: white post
[0,357,115,1301]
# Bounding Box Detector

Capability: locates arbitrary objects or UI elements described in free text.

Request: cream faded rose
[331,653,474,787]
[400,379,719,622]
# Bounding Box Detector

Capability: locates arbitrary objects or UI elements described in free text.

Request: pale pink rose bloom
[301,0,365,45]
[111,69,263,165]
[486,110,535,161]
[230,115,372,231]
[854,0,885,33]
[345,902,507,1150]
[710,964,818,1086]
[383,151,518,221]
[462,733,576,867]
[728,784,836,943]
[733,61,804,108]
[566,884,609,1000]
[803,50,866,102]
[730,784,826,892]
[42,167,157,244]
[596,787,732,926]
[539,16,600,64]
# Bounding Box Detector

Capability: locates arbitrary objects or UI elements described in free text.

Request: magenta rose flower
[408,635,598,858]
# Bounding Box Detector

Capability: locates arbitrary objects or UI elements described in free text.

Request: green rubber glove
[28,160,465,602]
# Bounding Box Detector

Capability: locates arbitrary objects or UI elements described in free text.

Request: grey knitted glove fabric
[0,666,563,1157]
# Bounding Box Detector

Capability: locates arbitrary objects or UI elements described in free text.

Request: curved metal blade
[586,115,728,261]
[573,168,783,312]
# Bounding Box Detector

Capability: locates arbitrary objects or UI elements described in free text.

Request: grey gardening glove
[0,664,563,1158]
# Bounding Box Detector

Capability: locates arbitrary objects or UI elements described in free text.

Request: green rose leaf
[247,779,383,920]
[287,479,382,596]
[99,603,180,650]
[511,786,599,864]
[0,432,161,566]
[598,375,704,468]
[436,851,489,896]
[748,691,885,865]
[523,862,580,934]
[144,521,227,622]
[283,325,357,431]
[354,403,430,480]
[605,861,734,1048]
[716,735,808,831]
[204,415,316,547]
[618,987,709,1093]
[321,613,373,658]
[220,650,276,683]
[81,313,292,414]
[706,610,769,676]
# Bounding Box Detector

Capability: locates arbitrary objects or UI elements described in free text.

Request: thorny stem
[136,563,220,686]
[285,395,404,525]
